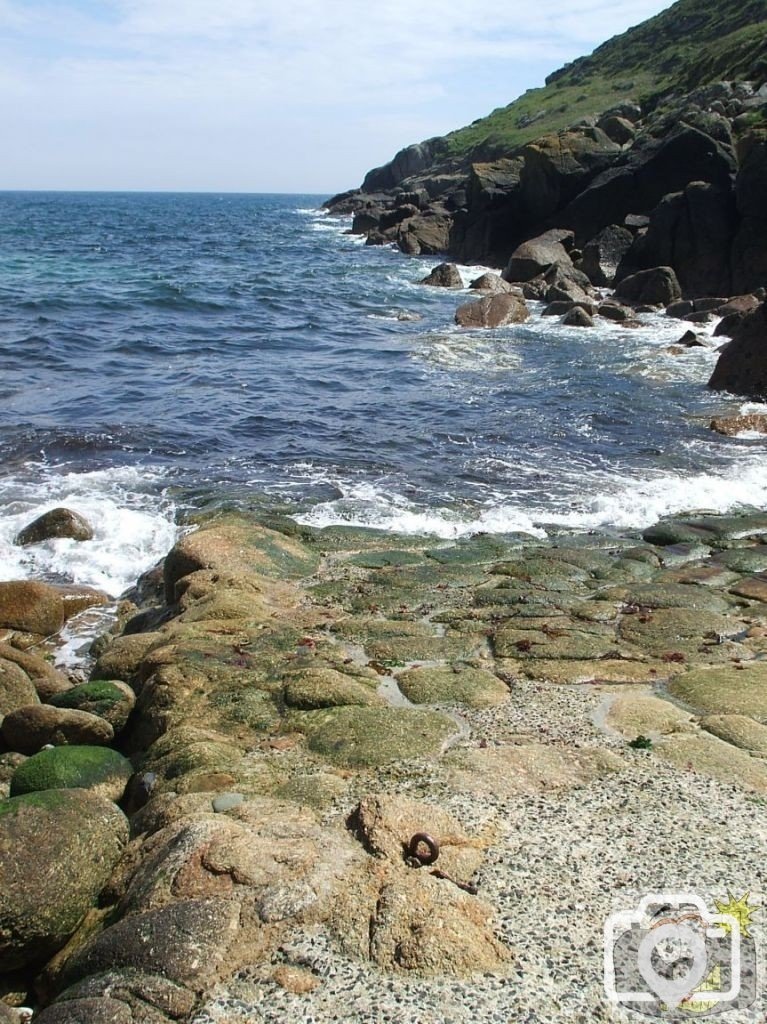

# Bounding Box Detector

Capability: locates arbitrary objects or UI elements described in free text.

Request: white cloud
[0,0,672,190]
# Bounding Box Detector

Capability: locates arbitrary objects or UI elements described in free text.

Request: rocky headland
[2,508,767,1019]
[326,0,767,398]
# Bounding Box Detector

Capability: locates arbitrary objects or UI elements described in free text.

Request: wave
[0,464,177,597]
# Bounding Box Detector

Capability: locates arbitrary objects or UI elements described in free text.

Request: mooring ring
[408,832,440,865]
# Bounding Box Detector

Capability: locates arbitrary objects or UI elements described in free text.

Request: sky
[0,0,674,193]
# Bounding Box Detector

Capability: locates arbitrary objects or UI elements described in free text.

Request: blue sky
[0,0,673,193]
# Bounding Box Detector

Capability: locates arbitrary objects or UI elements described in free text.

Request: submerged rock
[710,413,767,436]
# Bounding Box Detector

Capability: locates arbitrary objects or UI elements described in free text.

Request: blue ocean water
[0,190,764,597]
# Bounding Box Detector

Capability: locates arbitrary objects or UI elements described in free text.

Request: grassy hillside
[442,0,767,160]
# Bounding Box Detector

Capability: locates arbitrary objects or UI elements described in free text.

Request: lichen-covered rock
[61,899,244,994]
[50,969,195,1023]
[700,713,767,752]
[296,706,459,767]
[655,732,767,791]
[351,793,484,883]
[50,681,136,733]
[668,663,767,722]
[282,667,384,709]
[396,665,508,708]
[605,694,695,738]
[0,581,66,635]
[0,658,39,717]
[33,998,134,1024]
[0,789,128,970]
[163,515,320,602]
[91,632,163,684]
[10,746,132,802]
[446,743,623,798]
[368,871,510,976]
[1,705,114,755]
[15,507,94,546]
[617,607,743,658]
[0,642,71,701]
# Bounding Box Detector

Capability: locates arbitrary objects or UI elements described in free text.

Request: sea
[0,190,765,618]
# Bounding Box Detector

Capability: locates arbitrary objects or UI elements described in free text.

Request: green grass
[440,0,767,162]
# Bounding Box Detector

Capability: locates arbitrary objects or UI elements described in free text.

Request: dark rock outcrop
[615,182,737,297]
[615,266,682,306]
[578,224,634,286]
[502,229,574,282]
[563,124,737,244]
[731,131,767,294]
[708,300,767,397]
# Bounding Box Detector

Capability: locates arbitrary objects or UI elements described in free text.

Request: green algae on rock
[163,514,321,602]
[396,665,509,707]
[668,662,767,721]
[9,745,133,802]
[0,789,128,971]
[283,667,385,710]
[294,705,460,767]
[49,680,136,733]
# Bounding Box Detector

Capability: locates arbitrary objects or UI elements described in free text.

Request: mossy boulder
[296,706,459,767]
[283,667,385,710]
[668,663,767,722]
[10,746,133,802]
[610,583,732,613]
[0,789,128,970]
[49,680,136,733]
[396,665,508,707]
[90,632,164,684]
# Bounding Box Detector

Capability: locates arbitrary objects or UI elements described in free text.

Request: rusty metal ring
[408,832,440,865]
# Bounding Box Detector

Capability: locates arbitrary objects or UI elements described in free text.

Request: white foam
[0,465,177,598]
[536,459,767,532]
[290,450,767,543]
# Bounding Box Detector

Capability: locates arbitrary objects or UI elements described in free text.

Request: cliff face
[326,0,767,287]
